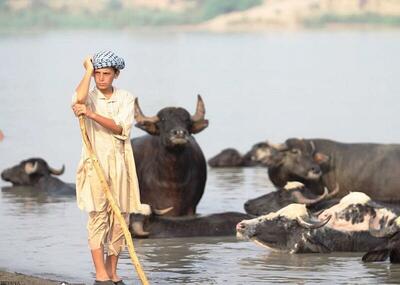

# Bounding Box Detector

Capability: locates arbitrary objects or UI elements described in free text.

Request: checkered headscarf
[92,50,125,70]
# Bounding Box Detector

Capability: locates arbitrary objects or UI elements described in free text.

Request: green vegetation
[0,0,263,30]
[304,13,400,28]
[198,0,263,20]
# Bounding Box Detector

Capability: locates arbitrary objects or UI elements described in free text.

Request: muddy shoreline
[0,270,84,285]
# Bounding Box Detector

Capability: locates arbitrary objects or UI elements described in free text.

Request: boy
[72,51,149,285]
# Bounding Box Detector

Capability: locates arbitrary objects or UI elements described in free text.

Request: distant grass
[0,8,192,30]
[304,13,400,28]
[0,0,263,31]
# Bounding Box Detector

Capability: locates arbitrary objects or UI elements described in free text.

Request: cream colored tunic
[72,87,148,214]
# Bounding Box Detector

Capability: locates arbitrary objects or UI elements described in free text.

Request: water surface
[1,30,400,284]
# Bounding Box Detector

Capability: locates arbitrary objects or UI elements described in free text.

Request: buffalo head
[1,158,65,186]
[251,139,329,183]
[237,203,331,253]
[208,148,244,167]
[134,95,209,149]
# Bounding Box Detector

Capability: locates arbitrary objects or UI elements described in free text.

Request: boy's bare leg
[91,247,111,281]
[105,254,121,282]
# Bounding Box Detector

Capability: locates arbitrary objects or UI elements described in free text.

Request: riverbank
[1,0,400,32]
[0,270,82,285]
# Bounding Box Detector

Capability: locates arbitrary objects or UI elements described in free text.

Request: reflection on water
[2,168,400,284]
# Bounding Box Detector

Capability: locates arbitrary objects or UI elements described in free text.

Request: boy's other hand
[83,56,94,74]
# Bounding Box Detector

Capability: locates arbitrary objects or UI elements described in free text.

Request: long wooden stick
[78,116,149,285]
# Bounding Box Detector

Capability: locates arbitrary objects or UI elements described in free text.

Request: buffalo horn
[191,95,206,122]
[297,215,331,230]
[24,162,38,175]
[131,221,150,238]
[153,206,174,216]
[134,98,159,124]
[48,164,65,176]
[369,218,399,238]
[325,183,340,199]
[291,187,328,205]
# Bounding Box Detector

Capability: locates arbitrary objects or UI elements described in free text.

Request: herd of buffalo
[3,95,400,263]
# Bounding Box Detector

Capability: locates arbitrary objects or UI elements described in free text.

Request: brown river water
[1,30,400,284]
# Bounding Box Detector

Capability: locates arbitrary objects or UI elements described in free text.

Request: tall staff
[78,116,149,285]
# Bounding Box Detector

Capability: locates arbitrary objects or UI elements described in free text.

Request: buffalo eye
[160,117,167,122]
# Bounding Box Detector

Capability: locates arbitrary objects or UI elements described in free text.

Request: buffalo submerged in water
[207,143,265,167]
[130,207,251,238]
[1,158,75,195]
[131,95,208,217]
[251,138,400,202]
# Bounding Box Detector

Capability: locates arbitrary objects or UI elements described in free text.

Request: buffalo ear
[314,152,329,165]
[135,122,160,135]
[190,119,209,134]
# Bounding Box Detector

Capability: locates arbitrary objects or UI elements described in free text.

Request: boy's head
[92,50,125,92]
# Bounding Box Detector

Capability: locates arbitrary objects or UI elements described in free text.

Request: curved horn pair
[134,95,206,124]
[297,215,331,230]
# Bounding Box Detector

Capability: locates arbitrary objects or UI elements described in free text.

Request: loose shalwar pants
[87,203,130,256]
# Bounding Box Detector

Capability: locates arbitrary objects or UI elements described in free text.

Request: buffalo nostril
[244,202,250,209]
[311,167,321,174]
[171,129,188,137]
[236,222,246,231]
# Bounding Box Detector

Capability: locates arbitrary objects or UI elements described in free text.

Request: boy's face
[93,67,118,91]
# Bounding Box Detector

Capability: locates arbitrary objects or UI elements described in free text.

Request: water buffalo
[1,158,75,195]
[252,138,400,201]
[244,182,339,216]
[237,192,398,253]
[130,208,251,238]
[208,143,264,167]
[132,95,208,216]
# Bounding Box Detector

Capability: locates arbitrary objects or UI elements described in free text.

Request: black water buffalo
[1,158,75,195]
[252,138,400,201]
[131,95,208,216]
[130,209,251,238]
[208,143,264,167]
[237,192,398,253]
[244,182,339,216]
